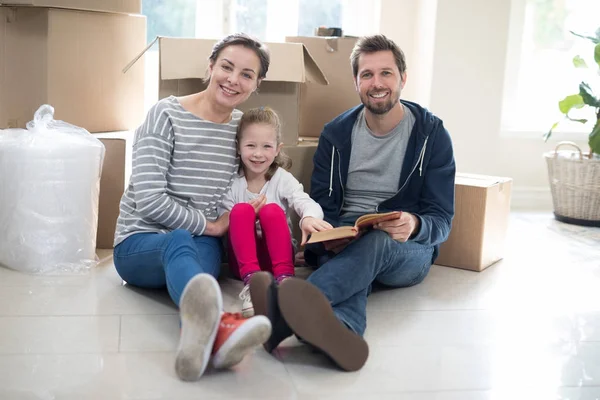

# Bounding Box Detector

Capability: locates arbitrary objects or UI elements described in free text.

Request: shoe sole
[212,315,272,369]
[278,278,369,372]
[175,274,222,381]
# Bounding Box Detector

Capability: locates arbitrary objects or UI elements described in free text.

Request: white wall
[378,0,589,209]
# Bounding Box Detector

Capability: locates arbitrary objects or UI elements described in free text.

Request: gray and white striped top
[114,96,241,246]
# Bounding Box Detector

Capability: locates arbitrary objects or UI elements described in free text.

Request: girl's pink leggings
[227,203,294,283]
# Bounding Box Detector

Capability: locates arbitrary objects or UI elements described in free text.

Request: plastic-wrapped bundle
[0,105,105,274]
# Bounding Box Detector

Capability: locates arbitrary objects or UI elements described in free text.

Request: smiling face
[206,44,262,110]
[355,50,406,116]
[238,122,282,180]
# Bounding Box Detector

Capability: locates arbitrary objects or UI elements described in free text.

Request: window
[501,0,600,137]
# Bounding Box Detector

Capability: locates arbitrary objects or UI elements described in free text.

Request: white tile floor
[1,212,600,399]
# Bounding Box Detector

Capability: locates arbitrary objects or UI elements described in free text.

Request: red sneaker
[211,312,271,369]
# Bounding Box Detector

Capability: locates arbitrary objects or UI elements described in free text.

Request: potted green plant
[544,27,600,226]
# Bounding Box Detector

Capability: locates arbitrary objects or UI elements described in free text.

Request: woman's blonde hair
[236,107,292,180]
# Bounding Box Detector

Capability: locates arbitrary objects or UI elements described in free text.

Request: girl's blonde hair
[236,107,292,181]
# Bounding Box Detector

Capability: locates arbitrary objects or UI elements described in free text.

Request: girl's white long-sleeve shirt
[218,167,324,237]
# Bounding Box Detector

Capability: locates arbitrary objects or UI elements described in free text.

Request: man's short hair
[350,34,407,78]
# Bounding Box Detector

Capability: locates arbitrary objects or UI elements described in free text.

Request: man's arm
[410,121,456,246]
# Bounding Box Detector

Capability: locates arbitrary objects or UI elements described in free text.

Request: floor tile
[0,316,119,355]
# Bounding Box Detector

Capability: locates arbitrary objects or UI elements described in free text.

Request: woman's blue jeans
[113,229,222,307]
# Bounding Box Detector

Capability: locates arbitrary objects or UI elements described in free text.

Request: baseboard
[510,186,553,210]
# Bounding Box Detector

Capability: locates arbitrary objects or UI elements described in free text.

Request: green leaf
[579,82,600,107]
[567,117,588,124]
[558,94,585,114]
[544,121,560,142]
[595,43,600,68]
[573,55,588,68]
[589,121,600,155]
[570,30,600,44]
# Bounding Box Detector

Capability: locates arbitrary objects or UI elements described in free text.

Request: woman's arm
[131,103,208,235]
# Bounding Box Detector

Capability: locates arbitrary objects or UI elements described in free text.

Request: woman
[113,33,271,381]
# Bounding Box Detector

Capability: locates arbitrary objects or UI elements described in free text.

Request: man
[249,34,455,372]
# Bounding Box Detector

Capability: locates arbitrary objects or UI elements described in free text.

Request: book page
[355,211,402,229]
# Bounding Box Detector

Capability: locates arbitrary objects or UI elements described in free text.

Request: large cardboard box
[286,36,359,138]
[0,0,141,14]
[436,173,513,272]
[128,37,328,145]
[96,134,130,249]
[0,7,146,132]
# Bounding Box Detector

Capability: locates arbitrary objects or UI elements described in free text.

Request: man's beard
[361,90,400,115]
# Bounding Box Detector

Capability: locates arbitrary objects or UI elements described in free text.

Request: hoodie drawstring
[328,146,335,197]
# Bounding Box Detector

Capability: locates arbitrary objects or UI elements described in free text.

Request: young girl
[219,107,332,317]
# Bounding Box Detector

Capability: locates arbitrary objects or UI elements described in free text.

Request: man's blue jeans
[307,229,434,336]
[113,229,222,307]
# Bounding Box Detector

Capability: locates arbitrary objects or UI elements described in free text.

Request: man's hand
[300,217,333,246]
[248,194,267,215]
[204,212,230,237]
[375,212,420,242]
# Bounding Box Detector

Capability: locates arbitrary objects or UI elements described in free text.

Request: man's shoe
[212,312,271,369]
[249,271,293,353]
[278,278,369,372]
[175,274,222,381]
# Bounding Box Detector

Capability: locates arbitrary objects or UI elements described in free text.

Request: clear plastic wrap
[0,105,105,274]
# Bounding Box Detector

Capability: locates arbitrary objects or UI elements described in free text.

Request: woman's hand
[204,212,230,237]
[300,217,333,246]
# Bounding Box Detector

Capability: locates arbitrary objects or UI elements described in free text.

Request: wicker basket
[544,141,600,226]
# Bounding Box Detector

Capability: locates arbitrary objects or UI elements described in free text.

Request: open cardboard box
[286,36,359,138]
[126,37,328,145]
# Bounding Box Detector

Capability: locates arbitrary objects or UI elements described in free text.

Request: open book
[306,211,402,244]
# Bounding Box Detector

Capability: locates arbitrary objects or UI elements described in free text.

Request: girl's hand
[248,194,267,215]
[300,217,333,246]
[204,212,230,237]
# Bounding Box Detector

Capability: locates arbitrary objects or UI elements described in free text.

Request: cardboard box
[128,37,328,145]
[286,36,359,138]
[0,0,141,14]
[96,134,129,249]
[0,7,146,132]
[436,173,513,272]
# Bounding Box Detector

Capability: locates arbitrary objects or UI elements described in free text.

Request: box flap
[149,37,328,84]
[455,173,512,188]
[302,45,328,85]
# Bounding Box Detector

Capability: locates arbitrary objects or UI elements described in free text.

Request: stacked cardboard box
[0,0,146,248]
